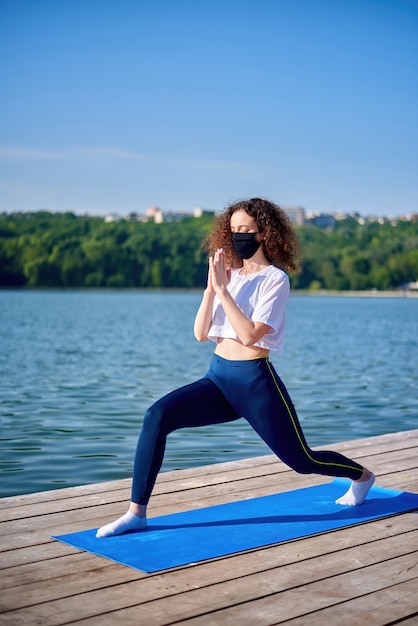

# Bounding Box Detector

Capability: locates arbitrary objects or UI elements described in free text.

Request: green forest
[1,210,417,290]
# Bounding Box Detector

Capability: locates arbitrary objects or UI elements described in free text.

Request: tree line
[0,210,417,290]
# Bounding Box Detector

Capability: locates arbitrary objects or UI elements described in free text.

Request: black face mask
[232,232,261,259]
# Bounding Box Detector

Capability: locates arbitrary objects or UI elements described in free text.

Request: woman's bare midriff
[214,337,270,361]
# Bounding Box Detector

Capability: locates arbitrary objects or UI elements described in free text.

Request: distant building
[399,281,418,292]
[161,211,193,222]
[333,212,348,221]
[145,205,208,223]
[367,215,387,225]
[126,212,147,222]
[306,213,336,229]
[104,213,121,223]
[283,206,306,225]
[146,206,162,222]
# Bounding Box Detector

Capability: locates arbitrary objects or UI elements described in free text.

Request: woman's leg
[247,362,365,478]
[131,377,240,505]
[96,377,240,537]
[212,357,374,505]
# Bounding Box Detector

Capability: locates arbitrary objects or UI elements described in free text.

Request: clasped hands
[208,248,231,294]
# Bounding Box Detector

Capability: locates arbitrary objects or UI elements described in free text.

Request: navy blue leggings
[131,354,364,505]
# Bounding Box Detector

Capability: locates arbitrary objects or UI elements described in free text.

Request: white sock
[96,511,147,538]
[336,472,375,506]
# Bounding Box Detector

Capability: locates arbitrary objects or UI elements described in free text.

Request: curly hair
[204,198,300,273]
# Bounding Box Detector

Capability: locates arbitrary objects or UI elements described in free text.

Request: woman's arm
[215,288,271,346]
[193,258,216,342]
[193,289,216,342]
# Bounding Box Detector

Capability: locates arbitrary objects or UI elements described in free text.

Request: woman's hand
[206,256,215,293]
[210,248,231,294]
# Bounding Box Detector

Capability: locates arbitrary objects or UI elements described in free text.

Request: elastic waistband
[211,353,269,367]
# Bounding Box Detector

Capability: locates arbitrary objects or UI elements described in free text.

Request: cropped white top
[207,264,290,352]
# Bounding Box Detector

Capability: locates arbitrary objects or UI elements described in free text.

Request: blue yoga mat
[52,479,418,573]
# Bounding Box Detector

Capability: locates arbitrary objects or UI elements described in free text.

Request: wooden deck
[1,429,417,625]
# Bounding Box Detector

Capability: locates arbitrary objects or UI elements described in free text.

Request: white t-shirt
[207,264,290,352]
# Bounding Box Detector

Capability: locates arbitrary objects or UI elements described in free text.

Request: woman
[97,198,374,538]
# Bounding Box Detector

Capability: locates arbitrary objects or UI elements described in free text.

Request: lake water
[1,290,417,498]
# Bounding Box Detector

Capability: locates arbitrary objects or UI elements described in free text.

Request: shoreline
[291,289,418,298]
[2,286,418,298]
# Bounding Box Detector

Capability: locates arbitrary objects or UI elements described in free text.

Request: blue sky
[1,0,417,217]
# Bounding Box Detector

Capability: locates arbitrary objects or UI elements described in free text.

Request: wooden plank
[392,617,418,626]
[282,578,418,625]
[141,554,417,626]
[168,580,418,626]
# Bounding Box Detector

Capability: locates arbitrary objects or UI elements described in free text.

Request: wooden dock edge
[0,429,417,625]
